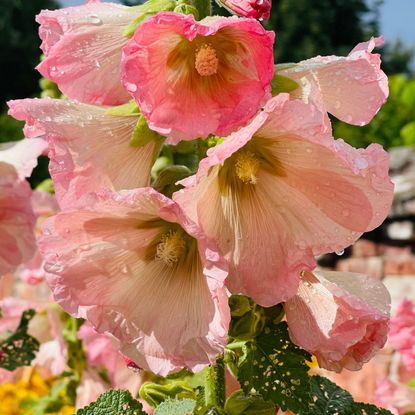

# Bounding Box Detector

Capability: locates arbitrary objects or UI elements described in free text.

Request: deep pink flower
[389,299,415,371]
[8,98,158,210]
[122,12,274,142]
[284,270,390,372]
[0,139,46,276]
[279,37,388,126]
[36,2,135,105]
[218,0,271,20]
[174,94,393,306]
[39,187,230,375]
[375,378,415,415]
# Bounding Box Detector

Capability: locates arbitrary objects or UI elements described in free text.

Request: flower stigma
[155,230,186,266]
[234,149,261,184]
[195,44,219,76]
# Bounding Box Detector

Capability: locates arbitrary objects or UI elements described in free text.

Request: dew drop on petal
[335,249,344,256]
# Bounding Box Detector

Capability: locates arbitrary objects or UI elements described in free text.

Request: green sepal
[224,390,275,415]
[130,115,164,148]
[154,398,197,415]
[105,101,140,117]
[153,165,191,198]
[140,381,196,408]
[174,2,199,18]
[76,389,146,415]
[123,0,177,38]
[0,309,40,371]
[271,74,300,96]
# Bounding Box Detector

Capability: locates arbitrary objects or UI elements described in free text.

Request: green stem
[205,355,226,411]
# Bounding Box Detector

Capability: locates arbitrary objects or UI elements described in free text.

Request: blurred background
[1,0,415,409]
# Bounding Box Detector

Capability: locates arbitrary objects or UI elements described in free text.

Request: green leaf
[301,376,393,415]
[105,101,140,117]
[76,389,146,415]
[236,322,312,413]
[130,115,164,148]
[154,398,197,415]
[224,390,275,415]
[271,74,299,96]
[401,121,415,145]
[0,309,39,371]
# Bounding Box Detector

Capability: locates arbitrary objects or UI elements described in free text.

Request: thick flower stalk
[175,93,393,306]
[39,188,230,375]
[122,12,275,142]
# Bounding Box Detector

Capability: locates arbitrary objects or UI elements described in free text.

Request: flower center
[235,150,261,184]
[155,230,186,266]
[195,44,219,76]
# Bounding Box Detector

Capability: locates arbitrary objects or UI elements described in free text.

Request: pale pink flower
[0,139,46,276]
[36,2,135,105]
[174,94,393,306]
[8,98,158,210]
[217,0,271,20]
[122,12,275,142]
[279,37,388,126]
[389,299,415,371]
[39,187,230,376]
[285,270,390,372]
[375,378,415,415]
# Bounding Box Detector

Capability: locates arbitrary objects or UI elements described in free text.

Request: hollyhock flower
[284,270,390,372]
[39,187,230,376]
[174,94,393,306]
[375,378,415,415]
[36,0,175,105]
[122,12,275,142]
[278,37,388,126]
[389,299,415,371]
[0,139,46,276]
[217,0,271,20]
[8,98,159,209]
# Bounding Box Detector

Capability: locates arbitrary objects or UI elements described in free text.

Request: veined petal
[8,98,157,209]
[39,188,229,375]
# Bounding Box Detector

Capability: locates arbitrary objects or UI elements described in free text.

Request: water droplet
[87,14,103,25]
[335,249,344,256]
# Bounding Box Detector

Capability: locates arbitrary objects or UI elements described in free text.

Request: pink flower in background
[0,139,46,276]
[389,299,415,371]
[218,0,271,20]
[284,270,390,372]
[39,187,230,376]
[279,37,388,126]
[8,99,159,210]
[122,12,274,142]
[36,2,135,105]
[175,94,393,306]
[375,379,415,415]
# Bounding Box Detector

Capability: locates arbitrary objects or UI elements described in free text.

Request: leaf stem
[205,355,226,411]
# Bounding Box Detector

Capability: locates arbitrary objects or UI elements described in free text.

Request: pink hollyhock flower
[217,0,271,20]
[36,2,134,105]
[284,270,390,372]
[174,94,393,306]
[389,299,415,371]
[122,12,274,142]
[8,98,159,210]
[0,139,46,276]
[279,37,388,126]
[39,187,230,376]
[375,378,415,415]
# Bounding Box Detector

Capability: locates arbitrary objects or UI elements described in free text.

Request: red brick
[336,257,383,279]
[352,239,378,257]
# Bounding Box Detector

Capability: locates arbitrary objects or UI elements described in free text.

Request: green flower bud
[140,381,195,408]
[153,165,191,198]
[225,390,275,415]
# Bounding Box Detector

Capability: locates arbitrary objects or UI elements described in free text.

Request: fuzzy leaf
[301,376,393,415]
[154,398,197,415]
[76,389,146,415]
[0,309,39,371]
[236,322,312,413]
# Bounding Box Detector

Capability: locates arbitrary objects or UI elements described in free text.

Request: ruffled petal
[284,270,390,372]
[122,12,274,142]
[280,36,388,126]
[8,98,157,209]
[36,2,135,105]
[39,188,229,375]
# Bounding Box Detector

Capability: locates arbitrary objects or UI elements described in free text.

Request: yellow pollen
[235,150,261,184]
[155,230,186,266]
[195,44,219,76]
